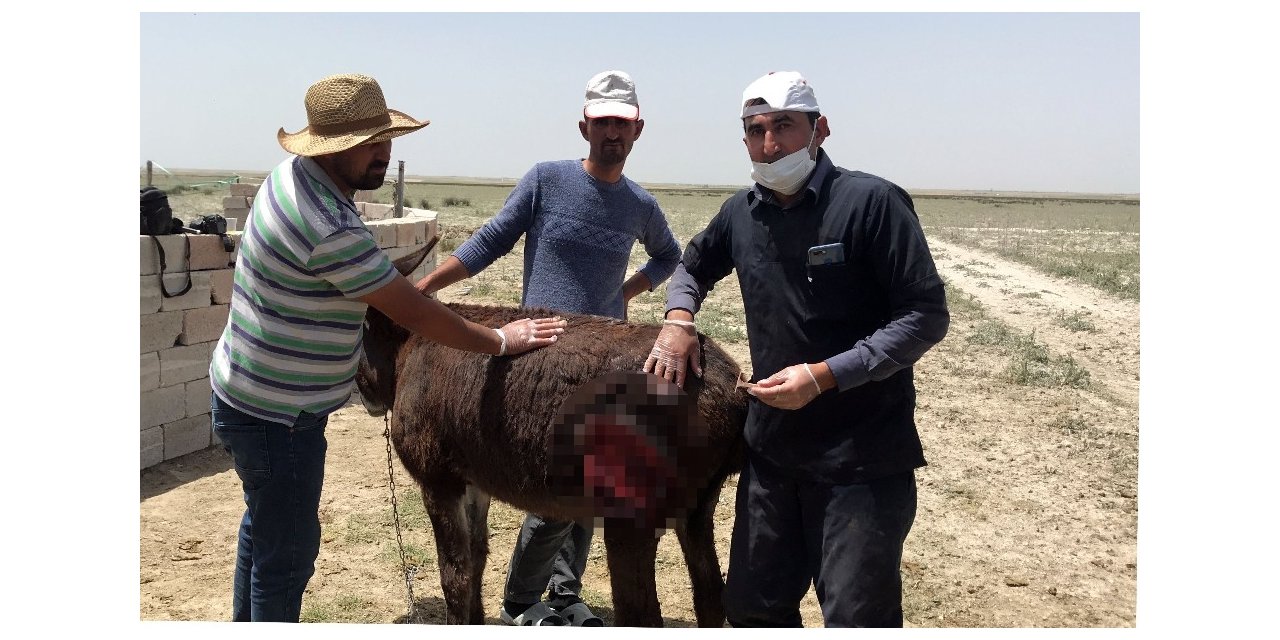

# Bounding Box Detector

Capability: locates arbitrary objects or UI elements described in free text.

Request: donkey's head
[355,234,438,416]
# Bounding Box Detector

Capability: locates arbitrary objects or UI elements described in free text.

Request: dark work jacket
[666,151,949,483]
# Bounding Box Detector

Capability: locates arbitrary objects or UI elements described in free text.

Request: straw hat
[277,74,429,157]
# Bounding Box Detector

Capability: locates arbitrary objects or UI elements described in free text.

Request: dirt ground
[139,236,1138,627]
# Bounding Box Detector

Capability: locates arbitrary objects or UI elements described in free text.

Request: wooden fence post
[394,161,405,218]
[146,160,153,187]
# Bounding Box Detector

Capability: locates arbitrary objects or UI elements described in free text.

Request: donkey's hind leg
[675,482,727,627]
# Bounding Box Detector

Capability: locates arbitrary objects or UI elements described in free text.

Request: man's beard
[596,144,627,166]
[346,163,388,190]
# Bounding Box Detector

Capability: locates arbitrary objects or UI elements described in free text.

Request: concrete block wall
[140,212,438,469]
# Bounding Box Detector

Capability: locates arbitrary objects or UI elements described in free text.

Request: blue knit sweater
[451,160,681,320]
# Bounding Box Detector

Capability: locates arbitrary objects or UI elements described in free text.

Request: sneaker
[554,601,605,627]
[500,601,570,626]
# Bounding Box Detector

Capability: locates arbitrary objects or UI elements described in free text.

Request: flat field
[142,173,1139,627]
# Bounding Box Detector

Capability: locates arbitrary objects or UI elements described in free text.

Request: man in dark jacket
[645,71,949,627]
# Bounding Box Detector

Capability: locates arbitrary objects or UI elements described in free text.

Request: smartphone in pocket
[807,243,845,266]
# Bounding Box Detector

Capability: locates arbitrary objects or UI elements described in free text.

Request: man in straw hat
[415,70,680,627]
[209,73,567,623]
[645,71,949,627]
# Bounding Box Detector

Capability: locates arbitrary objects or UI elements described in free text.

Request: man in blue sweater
[416,70,682,627]
[645,71,949,627]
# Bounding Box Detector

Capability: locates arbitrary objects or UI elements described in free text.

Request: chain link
[384,412,422,622]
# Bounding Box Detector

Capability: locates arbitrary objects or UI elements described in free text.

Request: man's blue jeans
[211,393,328,622]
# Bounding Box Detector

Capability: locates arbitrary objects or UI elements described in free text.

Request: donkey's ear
[391,234,440,277]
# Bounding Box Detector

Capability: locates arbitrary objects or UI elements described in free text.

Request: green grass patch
[965,320,1091,390]
[380,540,436,570]
[1055,310,1097,333]
[301,593,378,623]
[694,304,747,344]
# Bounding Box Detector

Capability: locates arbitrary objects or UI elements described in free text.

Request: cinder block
[159,271,213,312]
[222,196,252,209]
[141,427,164,469]
[189,234,234,271]
[141,352,161,391]
[209,269,235,304]
[140,310,182,353]
[142,384,186,430]
[229,183,260,197]
[364,203,394,221]
[179,304,229,345]
[354,189,376,202]
[185,377,211,417]
[160,343,212,387]
[164,415,212,460]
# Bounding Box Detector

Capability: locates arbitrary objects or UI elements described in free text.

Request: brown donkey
[356,240,748,627]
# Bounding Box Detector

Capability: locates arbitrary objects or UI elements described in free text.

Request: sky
[4,1,1279,637]
[139,11,1139,194]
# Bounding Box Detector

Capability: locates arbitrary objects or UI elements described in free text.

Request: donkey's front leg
[422,476,477,624]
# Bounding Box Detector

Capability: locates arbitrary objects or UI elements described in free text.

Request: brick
[364,203,394,221]
[141,352,160,391]
[228,232,242,264]
[185,377,212,417]
[141,427,164,469]
[189,234,234,271]
[142,384,186,429]
[140,310,182,353]
[209,269,235,304]
[164,415,212,460]
[140,275,162,315]
[159,271,213,312]
[354,189,376,202]
[229,183,260,197]
[142,235,191,273]
[140,236,160,276]
[395,220,426,247]
[363,220,389,247]
[144,272,207,313]
[179,305,229,345]
[160,343,212,387]
[222,196,252,209]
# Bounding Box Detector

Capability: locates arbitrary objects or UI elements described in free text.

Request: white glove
[643,319,702,388]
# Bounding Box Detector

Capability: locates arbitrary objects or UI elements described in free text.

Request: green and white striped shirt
[210,156,396,424]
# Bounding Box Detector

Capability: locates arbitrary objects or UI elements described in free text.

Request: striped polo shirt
[210,156,397,425]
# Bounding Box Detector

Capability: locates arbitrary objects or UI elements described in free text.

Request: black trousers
[724,456,917,628]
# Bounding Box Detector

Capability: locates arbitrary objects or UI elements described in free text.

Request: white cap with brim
[584,70,640,120]
[741,71,820,118]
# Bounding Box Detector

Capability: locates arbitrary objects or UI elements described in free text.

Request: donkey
[355,241,748,627]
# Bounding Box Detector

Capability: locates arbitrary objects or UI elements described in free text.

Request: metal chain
[383,412,421,622]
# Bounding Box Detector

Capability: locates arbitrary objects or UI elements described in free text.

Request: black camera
[189,214,227,236]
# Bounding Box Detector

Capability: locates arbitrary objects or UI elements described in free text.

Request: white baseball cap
[740,71,820,118]
[584,70,640,120]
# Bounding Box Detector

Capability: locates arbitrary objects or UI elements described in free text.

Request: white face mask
[750,125,817,196]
